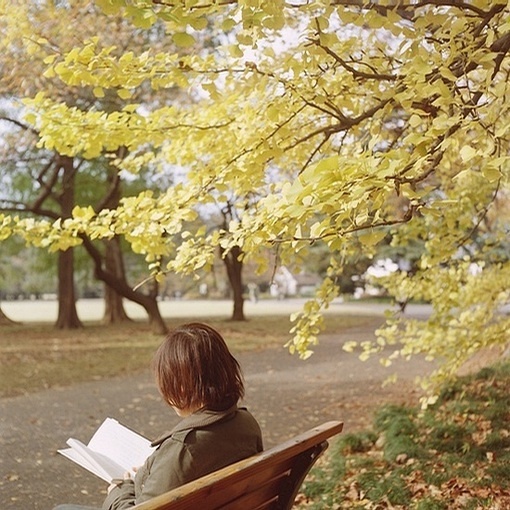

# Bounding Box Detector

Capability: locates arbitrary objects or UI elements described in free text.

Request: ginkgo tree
[0,0,190,331]
[1,0,509,393]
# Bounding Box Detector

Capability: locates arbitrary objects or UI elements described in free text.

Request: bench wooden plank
[132,421,343,510]
[217,444,329,510]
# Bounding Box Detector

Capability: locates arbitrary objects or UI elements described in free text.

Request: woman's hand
[107,468,137,494]
[107,482,120,494]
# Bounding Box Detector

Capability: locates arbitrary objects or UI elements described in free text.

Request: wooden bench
[132,420,343,510]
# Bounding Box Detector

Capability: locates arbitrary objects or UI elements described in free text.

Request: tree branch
[32,158,60,212]
[270,202,419,245]
[313,40,397,82]
[0,115,39,136]
[0,200,60,220]
[286,96,394,150]
[149,1,493,18]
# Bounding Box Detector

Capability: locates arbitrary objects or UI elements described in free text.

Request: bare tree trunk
[103,237,132,324]
[55,156,82,329]
[100,161,131,324]
[221,245,246,321]
[56,249,82,329]
[81,236,168,334]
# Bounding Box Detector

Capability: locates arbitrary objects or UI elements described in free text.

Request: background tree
[1,1,509,391]
[0,0,183,332]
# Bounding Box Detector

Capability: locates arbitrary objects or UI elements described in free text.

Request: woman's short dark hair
[153,322,245,412]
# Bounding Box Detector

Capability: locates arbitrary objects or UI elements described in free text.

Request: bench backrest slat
[133,420,343,510]
[198,443,328,510]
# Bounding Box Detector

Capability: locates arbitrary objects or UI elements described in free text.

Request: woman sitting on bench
[54,322,264,510]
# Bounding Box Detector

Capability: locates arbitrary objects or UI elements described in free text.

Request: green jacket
[102,406,263,510]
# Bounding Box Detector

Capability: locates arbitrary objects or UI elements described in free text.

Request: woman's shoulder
[153,406,261,447]
[233,407,262,429]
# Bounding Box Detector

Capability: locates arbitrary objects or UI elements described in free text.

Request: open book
[58,417,156,483]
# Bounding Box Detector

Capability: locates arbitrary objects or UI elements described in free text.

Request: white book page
[57,418,155,483]
[58,443,112,483]
[67,438,126,482]
[87,418,155,473]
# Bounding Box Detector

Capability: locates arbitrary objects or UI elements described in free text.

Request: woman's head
[153,322,245,413]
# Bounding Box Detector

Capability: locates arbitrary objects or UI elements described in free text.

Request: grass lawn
[297,361,510,509]
[0,313,383,398]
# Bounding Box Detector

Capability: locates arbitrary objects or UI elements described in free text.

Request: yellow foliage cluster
[1,0,509,390]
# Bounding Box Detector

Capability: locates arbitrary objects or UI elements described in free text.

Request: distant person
[199,282,209,297]
[54,322,263,510]
[248,282,259,303]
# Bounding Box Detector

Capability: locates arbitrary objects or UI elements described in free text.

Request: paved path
[0,301,433,509]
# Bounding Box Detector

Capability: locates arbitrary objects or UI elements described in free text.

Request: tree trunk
[103,237,132,324]
[56,249,82,329]
[221,245,246,321]
[81,236,168,334]
[55,156,82,329]
[100,161,131,324]
[143,291,167,332]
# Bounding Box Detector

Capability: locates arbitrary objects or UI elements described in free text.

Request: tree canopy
[0,0,188,331]
[1,0,509,394]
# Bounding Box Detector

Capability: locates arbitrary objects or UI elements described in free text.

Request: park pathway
[0,302,434,509]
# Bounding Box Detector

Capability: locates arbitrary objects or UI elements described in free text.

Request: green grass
[297,360,510,509]
[0,313,383,397]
